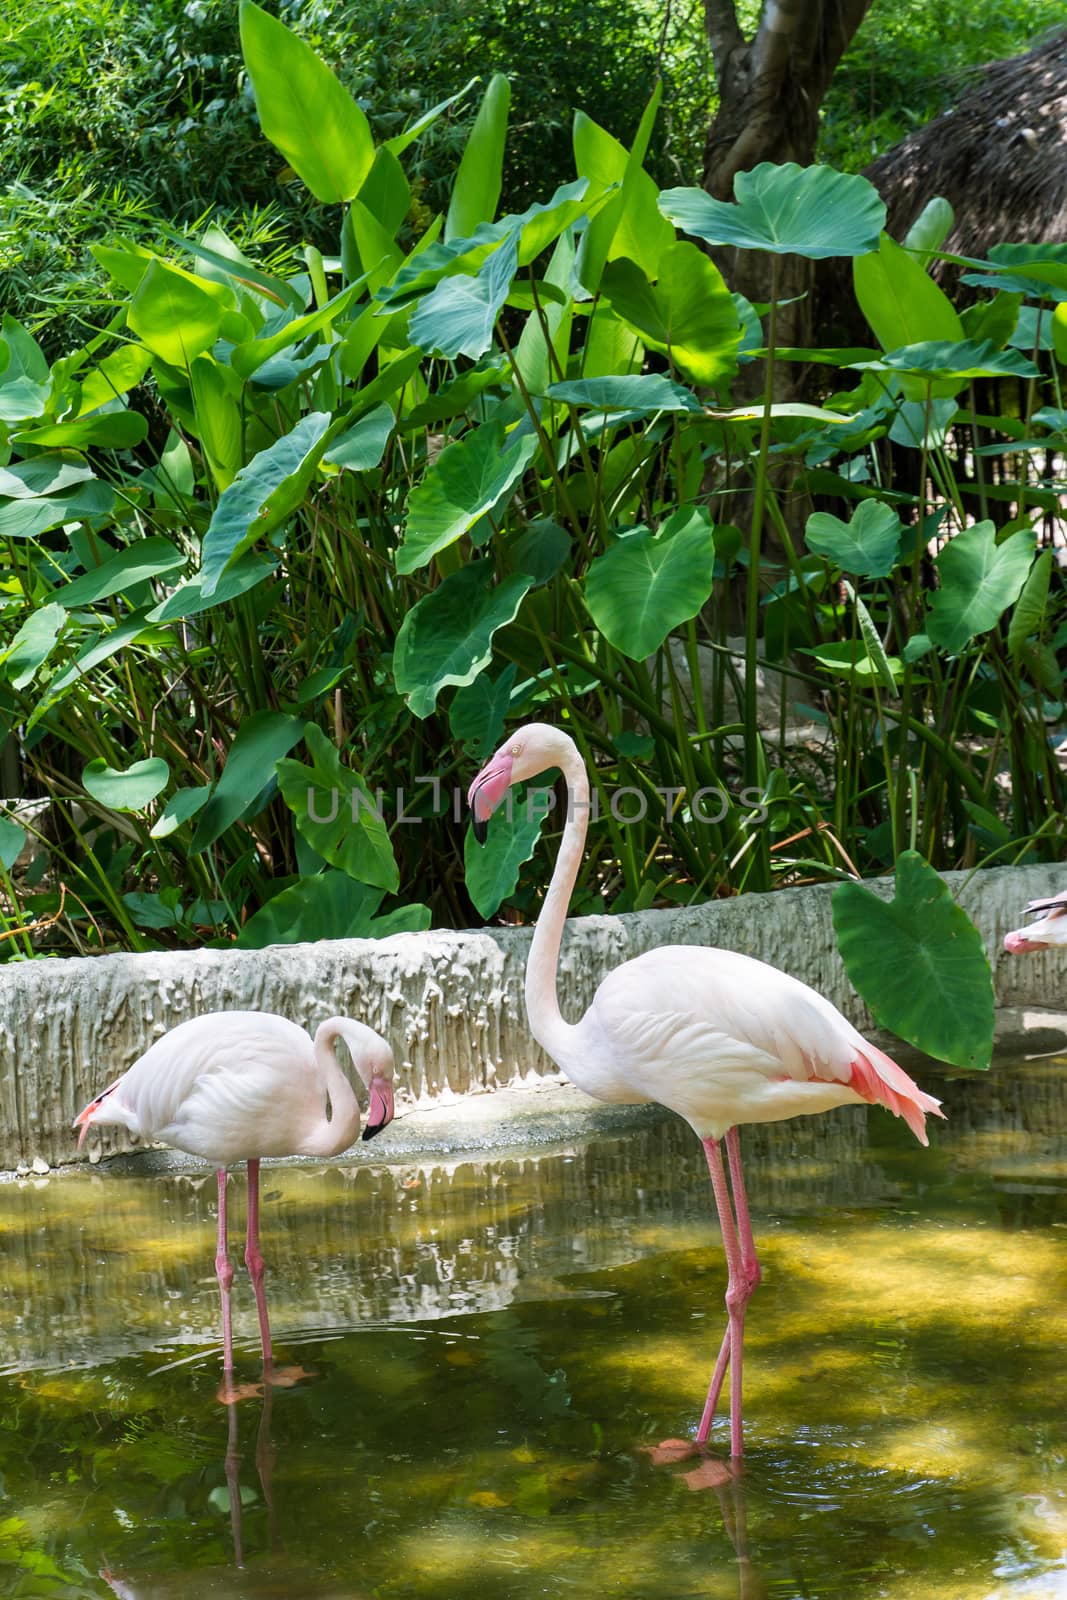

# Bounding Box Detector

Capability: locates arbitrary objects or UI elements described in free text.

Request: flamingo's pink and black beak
[362,1076,395,1141]
[467,750,514,846]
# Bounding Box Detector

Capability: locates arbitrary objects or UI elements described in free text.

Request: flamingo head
[467,723,577,843]
[360,1038,396,1141]
[1003,898,1067,955]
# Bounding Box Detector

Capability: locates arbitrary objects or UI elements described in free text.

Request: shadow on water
[0,1052,1065,1598]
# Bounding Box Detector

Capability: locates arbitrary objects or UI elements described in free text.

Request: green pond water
[1,1054,1065,1600]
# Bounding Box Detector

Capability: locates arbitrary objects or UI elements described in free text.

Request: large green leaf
[445,73,510,242]
[276,723,399,891]
[802,639,902,685]
[575,86,663,294]
[128,260,223,367]
[236,872,430,948]
[394,563,533,718]
[148,554,277,622]
[397,420,538,574]
[659,164,885,260]
[76,344,153,414]
[584,507,715,659]
[601,246,741,386]
[1007,547,1052,657]
[149,785,211,839]
[57,538,185,609]
[805,500,903,579]
[926,522,1034,654]
[853,232,964,352]
[0,481,115,541]
[449,662,518,760]
[409,232,519,360]
[190,711,305,852]
[82,757,170,812]
[13,410,148,451]
[239,1,374,203]
[572,105,673,281]
[322,404,395,472]
[199,412,332,596]
[545,374,701,414]
[0,459,92,498]
[833,850,993,1071]
[190,356,243,490]
[464,790,548,918]
[851,340,1040,382]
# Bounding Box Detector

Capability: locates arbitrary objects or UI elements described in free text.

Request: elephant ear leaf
[832,850,993,1071]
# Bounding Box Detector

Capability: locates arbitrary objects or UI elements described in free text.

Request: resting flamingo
[74,1010,395,1387]
[468,723,943,1456]
[1004,890,1067,952]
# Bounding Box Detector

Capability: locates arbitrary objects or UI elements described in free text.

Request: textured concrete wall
[0,862,1062,1169]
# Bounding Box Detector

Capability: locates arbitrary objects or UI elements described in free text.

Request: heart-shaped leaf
[394,563,532,719]
[199,412,332,596]
[276,723,399,891]
[927,522,1034,654]
[236,872,430,947]
[83,757,170,812]
[545,374,701,413]
[128,260,224,367]
[659,163,885,260]
[851,340,1039,382]
[833,850,993,1070]
[805,500,903,578]
[601,244,741,386]
[464,787,549,918]
[409,232,519,360]
[397,420,538,575]
[584,507,714,659]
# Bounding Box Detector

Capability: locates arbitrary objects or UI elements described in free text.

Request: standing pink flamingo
[74,1010,395,1387]
[469,723,944,1456]
[1004,890,1067,952]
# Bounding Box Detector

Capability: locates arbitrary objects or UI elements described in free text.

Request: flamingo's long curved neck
[307,1021,368,1154]
[524,740,590,1067]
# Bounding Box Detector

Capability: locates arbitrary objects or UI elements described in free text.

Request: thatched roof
[864,27,1067,265]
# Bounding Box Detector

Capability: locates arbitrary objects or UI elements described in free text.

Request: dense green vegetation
[1,0,1061,342]
[0,1,1064,1063]
[1,3,1064,992]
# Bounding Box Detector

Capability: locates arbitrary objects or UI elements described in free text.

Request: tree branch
[704,0,746,84]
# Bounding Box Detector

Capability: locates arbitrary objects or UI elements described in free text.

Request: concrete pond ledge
[0,862,1064,1170]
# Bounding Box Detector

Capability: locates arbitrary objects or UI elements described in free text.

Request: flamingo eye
[509,744,521,756]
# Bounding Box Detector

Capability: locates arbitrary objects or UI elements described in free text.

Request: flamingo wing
[75,1012,319,1162]
[577,946,942,1144]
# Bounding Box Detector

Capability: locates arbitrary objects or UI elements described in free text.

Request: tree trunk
[702,0,874,352]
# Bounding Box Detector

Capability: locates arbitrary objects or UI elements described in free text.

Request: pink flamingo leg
[696,1133,757,1456]
[725,1126,762,1297]
[215,1168,235,1372]
[243,1158,273,1368]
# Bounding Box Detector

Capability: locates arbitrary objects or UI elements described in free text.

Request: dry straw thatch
[864,26,1067,267]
